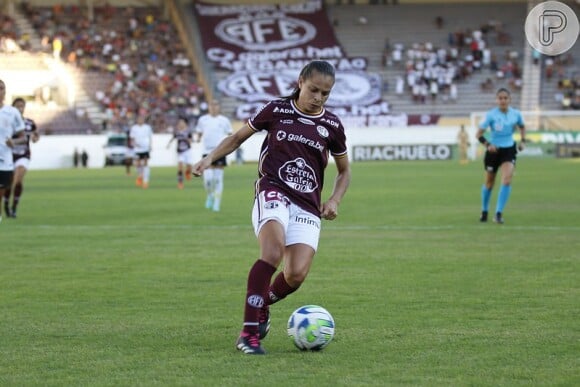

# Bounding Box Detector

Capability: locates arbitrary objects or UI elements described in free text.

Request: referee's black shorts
[483,143,517,173]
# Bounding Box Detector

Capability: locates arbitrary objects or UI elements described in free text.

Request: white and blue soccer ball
[287,305,335,351]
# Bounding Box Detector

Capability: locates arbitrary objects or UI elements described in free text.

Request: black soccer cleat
[236,333,266,355]
[258,305,271,340]
[493,212,504,224]
[479,211,488,222]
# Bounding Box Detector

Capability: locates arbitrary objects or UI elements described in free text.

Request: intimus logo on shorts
[525,1,579,56]
[294,215,320,229]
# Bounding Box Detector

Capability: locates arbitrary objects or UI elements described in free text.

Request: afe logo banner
[215,15,316,51]
[353,145,453,161]
[219,70,381,107]
[195,0,365,72]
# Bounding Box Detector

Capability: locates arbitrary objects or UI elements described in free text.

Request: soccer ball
[287,305,335,351]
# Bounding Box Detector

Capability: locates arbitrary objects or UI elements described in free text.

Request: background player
[194,100,233,212]
[3,97,39,218]
[129,112,153,189]
[0,80,25,222]
[476,87,526,224]
[166,116,193,189]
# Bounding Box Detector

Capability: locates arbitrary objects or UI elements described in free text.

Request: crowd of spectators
[20,2,205,133]
[0,14,28,53]
[382,17,523,104]
[546,53,580,110]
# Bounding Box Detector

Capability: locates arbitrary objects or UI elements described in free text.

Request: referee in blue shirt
[476,88,526,224]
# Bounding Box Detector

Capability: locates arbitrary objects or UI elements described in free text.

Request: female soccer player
[129,113,153,189]
[194,100,233,212]
[3,97,39,218]
[0,80,25,222]
[192,60,351,354]
[476,87,526,224]
[166,116,193,189]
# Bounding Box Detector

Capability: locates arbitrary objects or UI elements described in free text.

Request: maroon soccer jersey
[173,130,192,153]
[248,99,347,216]
[12,117,37,162]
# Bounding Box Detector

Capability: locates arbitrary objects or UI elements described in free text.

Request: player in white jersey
[3,97,39,218]
[129,113,153,189]
[195,100,233,211]
[0,80,26,221]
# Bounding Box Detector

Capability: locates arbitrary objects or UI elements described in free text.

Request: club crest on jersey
[297,117,315,125]
[276,130,287,141]
[317,125,329,138]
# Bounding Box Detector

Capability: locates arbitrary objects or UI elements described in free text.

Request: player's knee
[285,271,306,288]
[261,245,285,267]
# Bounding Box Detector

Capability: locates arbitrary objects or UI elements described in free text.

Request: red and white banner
[194,0,437,127]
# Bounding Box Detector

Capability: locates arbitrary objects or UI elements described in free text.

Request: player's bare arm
[192,124,254,177]
[8,131,26,147]
[321,155,351,220]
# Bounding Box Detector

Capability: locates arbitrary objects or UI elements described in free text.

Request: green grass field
[1,158,579,386]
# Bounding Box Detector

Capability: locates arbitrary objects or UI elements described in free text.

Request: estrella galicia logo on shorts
[247,294,264,308]
[525,1,579,56]
[264,201,279,209]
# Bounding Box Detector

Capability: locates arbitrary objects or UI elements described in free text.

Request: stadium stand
[20,3,205,133]
[1,0,578,134]
[327,2,527,116]
[539,51,580,111]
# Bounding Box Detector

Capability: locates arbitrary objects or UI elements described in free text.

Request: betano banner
[193,0,438,127]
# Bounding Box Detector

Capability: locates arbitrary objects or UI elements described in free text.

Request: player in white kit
[0,80,25,222]
[195,100,233,211]
[129,113,153,189]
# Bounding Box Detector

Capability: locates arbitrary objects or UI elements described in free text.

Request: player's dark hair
[282,60,336,100]
[496,87,510,96]
[12,97,25,106]
[178,115,189,124]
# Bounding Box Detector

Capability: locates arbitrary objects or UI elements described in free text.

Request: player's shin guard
[212,170,223,211]
[267,272,299,306]
[243,260,276,335]
[12,183,22,209]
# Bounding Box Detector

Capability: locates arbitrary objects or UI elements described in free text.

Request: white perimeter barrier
[27,126,470,170]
